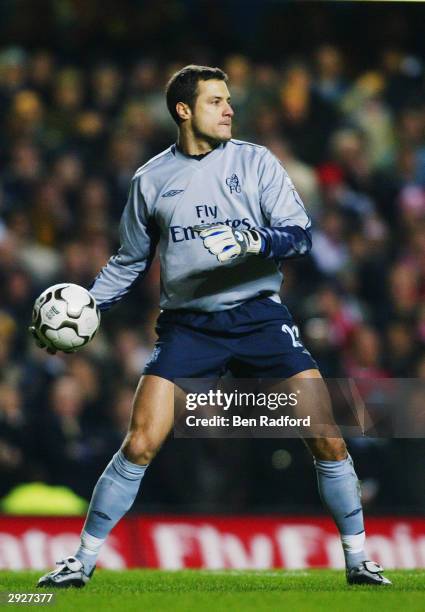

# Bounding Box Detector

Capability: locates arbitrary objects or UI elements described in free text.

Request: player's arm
[195,149,311,263]
[28,177,157,353]
[89,176,159,310]
[253,147,312,260]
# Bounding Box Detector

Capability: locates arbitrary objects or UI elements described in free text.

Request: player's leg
[38,374,175,588]
[76,374,174,562]
[285,370,364,560]
[285,369,390,585]
[38,309,233,588]
[233,297,390,584]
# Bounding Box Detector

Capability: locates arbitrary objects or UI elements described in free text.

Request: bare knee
[305,437,347,461]
[121,428,161,465]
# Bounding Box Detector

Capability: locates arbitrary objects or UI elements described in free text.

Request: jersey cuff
[256,226,312,260]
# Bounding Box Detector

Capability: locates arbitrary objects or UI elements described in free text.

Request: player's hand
[28,326,57,354]
[193,223,262,263]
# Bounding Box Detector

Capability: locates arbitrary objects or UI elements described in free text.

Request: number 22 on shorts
[282,324,303,348]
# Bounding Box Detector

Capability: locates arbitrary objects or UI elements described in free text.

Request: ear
[176,101,191,122]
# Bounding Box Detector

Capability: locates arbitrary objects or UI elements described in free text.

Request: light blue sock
[75,450,147,573]
[315,455,367,570]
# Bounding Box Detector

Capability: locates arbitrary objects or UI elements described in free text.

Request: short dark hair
[165,64,228,125]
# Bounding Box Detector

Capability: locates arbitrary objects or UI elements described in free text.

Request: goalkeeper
[36,65,390,587]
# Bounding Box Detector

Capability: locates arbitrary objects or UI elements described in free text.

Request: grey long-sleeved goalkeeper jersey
[90,139,311,312]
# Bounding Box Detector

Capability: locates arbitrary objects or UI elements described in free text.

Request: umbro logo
[162,189,184,198]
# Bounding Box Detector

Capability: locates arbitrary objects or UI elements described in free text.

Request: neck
[177,126,219,156]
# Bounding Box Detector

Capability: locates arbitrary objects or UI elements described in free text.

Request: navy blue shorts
[144,296,318,381]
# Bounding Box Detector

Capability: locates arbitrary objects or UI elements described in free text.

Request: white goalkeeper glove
[194,223,262,263]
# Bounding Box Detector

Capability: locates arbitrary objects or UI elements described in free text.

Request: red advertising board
[0,515,424,570]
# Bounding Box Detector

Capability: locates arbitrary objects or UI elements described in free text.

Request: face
[188,79,234,142]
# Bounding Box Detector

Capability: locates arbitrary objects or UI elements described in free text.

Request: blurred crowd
[1,43,425,512]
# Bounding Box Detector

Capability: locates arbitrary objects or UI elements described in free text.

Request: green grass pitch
[0,569,424,611]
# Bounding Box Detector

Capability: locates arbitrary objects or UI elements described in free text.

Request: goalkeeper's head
[166,65,233,145]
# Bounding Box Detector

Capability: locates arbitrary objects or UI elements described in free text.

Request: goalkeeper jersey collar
[171,142,226,167]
